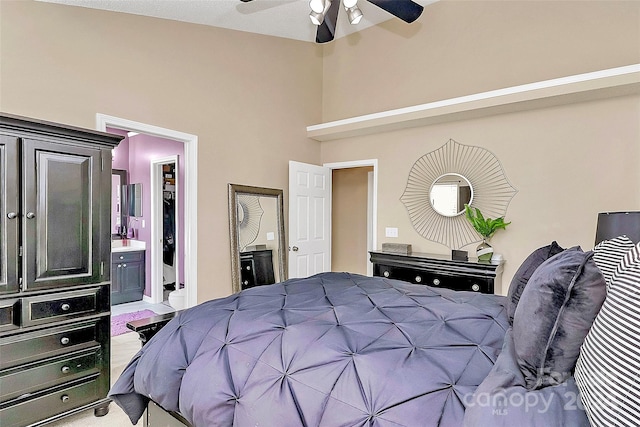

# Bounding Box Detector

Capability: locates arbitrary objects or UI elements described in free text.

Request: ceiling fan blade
[316,0,341,43]
[367,0,424,23]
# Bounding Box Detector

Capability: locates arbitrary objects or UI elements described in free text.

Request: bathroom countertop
[112,239,146,253]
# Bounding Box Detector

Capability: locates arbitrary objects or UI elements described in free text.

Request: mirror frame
[228,184,287,293]
[401,139,517,249]
[112,169,127,239]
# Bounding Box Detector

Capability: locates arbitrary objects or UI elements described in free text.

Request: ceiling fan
[240,0,424,44]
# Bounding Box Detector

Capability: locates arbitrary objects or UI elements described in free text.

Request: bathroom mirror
[111,169,127,238]
[228,184,286,293]
[430,173,473,217]
[124,183,143,217]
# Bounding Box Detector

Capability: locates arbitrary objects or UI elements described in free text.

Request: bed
[110,215,640,427]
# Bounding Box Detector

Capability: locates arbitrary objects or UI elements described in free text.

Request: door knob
[292,246,299,252]
[26,212,36,219]
[7,212,17,219]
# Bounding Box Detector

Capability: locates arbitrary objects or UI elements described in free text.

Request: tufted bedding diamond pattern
[110,272,509,426]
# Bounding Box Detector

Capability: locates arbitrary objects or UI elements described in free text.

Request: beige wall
[2,1,639,299]
[320,1,640,294]
[321,0,640,121]
[0,0,323,301]
[332,167,373,274]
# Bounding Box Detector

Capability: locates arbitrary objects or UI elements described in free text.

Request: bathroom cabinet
[111,250,145,305]
[0,113,122,426]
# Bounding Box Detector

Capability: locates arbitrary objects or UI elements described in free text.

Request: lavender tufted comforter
[110,272,509,426]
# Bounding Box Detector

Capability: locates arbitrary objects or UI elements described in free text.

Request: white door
[288,161,332,279]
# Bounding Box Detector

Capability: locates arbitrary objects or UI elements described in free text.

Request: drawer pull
[471,284,481,292]
[61,394,70,403]
[243,280,249,286]
[60,337,70,345]
[383,271,390,278]
[246,266,251,271]
[61,366,71,374]
[61,303,71,311]
[432,278,440,286]
[119,255,124,260]
[415,276,422,283]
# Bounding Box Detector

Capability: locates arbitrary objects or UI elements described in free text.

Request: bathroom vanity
[111,240,146,305]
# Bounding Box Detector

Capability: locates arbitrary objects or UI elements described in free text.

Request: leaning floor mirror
[228,184,287,293]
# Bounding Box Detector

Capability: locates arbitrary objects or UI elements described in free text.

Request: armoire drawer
[22,287,101,327]
[0,321,99,370]
[0,348,100,402]
[0,377,100,427]
[0,299,20,332]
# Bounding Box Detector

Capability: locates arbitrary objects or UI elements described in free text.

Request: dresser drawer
[0,348,100,402]
[0,321,99,370]
[22,287,102,327]
[377,264,492,293]
[0,299,20,332]
[0,377,100,427]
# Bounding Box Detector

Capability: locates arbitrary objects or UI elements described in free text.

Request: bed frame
[126,312,192,427]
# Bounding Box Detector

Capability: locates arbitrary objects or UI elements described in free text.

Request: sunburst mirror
[401,139,517,249]
[236,194,264,251]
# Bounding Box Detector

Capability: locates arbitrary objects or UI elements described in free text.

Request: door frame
[323,159,378,276]
[150,155,180,304]
[96,114,198,308]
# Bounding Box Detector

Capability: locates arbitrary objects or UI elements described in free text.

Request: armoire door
[21,139,102,291]
[0,136,19,295]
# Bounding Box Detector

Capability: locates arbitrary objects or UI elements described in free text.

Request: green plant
[464,204,510,240]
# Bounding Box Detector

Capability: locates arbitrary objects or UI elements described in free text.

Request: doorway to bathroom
[97,113,198,310]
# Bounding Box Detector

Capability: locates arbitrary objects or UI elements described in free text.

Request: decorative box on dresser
[0,113,123,426]
[370,251,504,294]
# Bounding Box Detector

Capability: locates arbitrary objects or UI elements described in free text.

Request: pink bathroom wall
[108,127,185,298]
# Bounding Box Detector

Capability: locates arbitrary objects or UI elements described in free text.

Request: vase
[476,239,493,262]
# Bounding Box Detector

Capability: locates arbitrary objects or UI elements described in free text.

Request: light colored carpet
[45,332,142,427]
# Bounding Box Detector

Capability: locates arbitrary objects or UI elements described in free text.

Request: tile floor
[44,301,176,427]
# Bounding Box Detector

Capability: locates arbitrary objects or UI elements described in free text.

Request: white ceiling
[38,0,437,43]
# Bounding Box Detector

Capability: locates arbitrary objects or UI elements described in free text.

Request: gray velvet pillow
[513,248,606,390]
[506,241,565,325]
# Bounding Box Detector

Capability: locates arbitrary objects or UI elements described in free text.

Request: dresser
[370,251,504,294]
[0,113,122,426]
[239,250,275,290]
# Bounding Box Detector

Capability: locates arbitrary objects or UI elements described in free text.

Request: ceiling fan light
[309,0,325,14]
[343,0,358,8]
[346,5,363,25]
[309,10,325,25]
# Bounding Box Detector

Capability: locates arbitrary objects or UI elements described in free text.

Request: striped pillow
[593,235,635,289]
[575,242,640,427]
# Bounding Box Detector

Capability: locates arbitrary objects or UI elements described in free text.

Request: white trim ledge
[307,64,640,142]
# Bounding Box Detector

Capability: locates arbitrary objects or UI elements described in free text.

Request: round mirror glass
[429,173,473,217]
